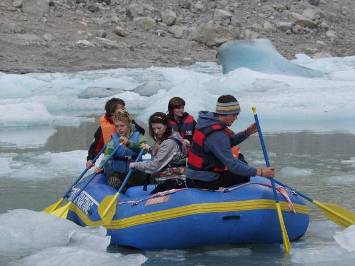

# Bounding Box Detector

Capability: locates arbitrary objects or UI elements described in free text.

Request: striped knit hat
[215,95,240,115]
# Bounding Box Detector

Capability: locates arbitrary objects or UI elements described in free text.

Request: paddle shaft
[101,149,145,217]
[252,109,279,202]
[68,143,122,204]
[253,107,291,253]
[62,145,106,199]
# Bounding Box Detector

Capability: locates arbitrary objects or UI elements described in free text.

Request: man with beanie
[186,95,275,189]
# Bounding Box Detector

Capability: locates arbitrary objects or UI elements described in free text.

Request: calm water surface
[1,121,355,265]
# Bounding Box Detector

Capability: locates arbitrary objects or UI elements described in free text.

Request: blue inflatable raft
[66,173,309,250]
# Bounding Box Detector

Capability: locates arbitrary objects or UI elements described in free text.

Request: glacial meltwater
[1,53,355,265]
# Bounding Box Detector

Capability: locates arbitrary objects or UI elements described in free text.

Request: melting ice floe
[0,151,89,180]
[1,43,355,138]
[334,225,355,252]
[0,127,57,148]
[280,167,313,178]
[291,221,355,265]
[217,39,323,77]
[0,210,147,266]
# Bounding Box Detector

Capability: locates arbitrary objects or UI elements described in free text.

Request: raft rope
[117,182,296,213]
[225,182,296,213]
[118,188,188,206]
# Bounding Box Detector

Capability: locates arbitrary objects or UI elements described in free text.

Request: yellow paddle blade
[98,193,119,226]
[50,202,70,219]
[276,202,291,254]
[43,198,64,214]
[314,201,355,228]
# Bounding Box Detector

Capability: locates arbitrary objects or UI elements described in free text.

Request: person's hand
[129,162,137,169]
[182,139,190,147]
[140,143,151,151]
[95,167,103,173]
[257,167,275,178]
[119,136,129,145]
[245,123,257,137]
[86,160,93,169]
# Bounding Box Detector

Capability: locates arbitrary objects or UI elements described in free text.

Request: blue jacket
[103,131,140,174]
[186,111,257,181]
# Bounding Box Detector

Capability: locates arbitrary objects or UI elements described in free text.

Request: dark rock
[308,0,320,6]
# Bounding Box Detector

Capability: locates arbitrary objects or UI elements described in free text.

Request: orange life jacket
[99,115,115,144]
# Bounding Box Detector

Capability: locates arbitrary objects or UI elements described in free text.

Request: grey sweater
[133,132,183,174]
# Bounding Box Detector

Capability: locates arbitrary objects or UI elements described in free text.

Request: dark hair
[105,98,126,116]
[217,95,237,103]
[168,97,185,115]
[149,112,172,141]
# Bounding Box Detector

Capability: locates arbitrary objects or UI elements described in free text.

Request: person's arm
[206,131,257,177]
[87,127,102,161]
[230,131,248,146]
[132,120,145,135]
[230,123,257,146]
[130,139,178,174]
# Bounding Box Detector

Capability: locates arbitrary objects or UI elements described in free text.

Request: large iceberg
[217,39,323,77]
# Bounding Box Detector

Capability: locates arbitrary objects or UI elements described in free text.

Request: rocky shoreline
[1,0,354,74]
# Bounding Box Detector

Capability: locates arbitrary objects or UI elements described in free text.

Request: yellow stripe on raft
[68,199,309,229]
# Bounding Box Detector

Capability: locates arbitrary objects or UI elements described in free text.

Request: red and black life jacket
[169,113,195,142]
[187,123,234,173]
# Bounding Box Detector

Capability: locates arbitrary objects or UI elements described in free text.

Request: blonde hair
[113,109,132,126]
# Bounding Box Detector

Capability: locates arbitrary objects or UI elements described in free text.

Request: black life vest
[187,123,234,173]
[169,113,195,142]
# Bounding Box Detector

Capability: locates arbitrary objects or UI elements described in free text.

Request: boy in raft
[95,110,146,189]
[186,95,275,189]
[86,97,145,168]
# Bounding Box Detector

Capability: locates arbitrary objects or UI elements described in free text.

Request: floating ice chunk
[291,221,355,265]
[67,227,109,252]
[341,157,355,168]
[133,80,172,97]
[293,55,355,74]
[291,244,355,265]
[280,166,313,178]
[0,74,46,99]
[217,39,323,77]
[205,248,252,257]
[15,247,147,266]
[0,209,147,266]
[0,103,53,127]
[79,87,125,99]
[308,221,339,240]
[334,225,355,252]
[145,249,187,262]
[0,127,56,148]
[323,174,355,184]
[0,209,78,254]
[35,150,87,171]
[0,150,88,180]
[0,156,12,176]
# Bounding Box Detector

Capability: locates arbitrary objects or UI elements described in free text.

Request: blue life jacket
[108,131,140,174]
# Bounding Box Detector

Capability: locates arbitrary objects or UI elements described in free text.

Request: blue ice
[217,39,323,77]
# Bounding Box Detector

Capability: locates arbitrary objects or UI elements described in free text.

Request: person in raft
[95,110,146,189]
[86,97,145,168]
[129,112,187,192]
[167,97,196,143]
[185,95,275,190]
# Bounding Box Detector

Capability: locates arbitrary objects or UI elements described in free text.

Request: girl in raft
[96,110,146,189]
[129,112,188,193]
